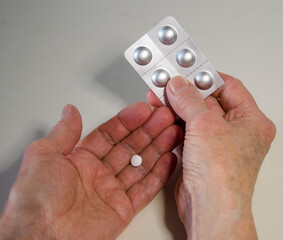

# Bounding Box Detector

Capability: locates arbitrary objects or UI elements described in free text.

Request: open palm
[1,103,182,240]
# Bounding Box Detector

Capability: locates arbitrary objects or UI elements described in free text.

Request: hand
[0,102,182,240]
[146,73,276,239]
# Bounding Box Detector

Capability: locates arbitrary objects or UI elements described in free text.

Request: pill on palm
[130,155,142,167]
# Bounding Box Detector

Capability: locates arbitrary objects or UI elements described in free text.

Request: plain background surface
[0,0,282,239]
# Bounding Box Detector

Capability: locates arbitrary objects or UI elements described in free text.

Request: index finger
[212,72,258,112]
[146,89,164,107]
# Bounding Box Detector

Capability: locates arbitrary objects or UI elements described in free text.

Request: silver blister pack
[124,16,224,105]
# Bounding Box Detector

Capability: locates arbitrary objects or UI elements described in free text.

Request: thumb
[166,76,208,122]
[46,104,82,155]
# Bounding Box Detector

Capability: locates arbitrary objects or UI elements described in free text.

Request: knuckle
[260,118,276,143]
[226,75,242,85]
[251,114,276,148]
[234,77,243,85]
[177,94,201,115]
[178,97,191,113]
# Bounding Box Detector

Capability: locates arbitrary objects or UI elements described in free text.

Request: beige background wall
[0,0,282,239]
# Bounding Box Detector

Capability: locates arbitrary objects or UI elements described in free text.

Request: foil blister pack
[124,16,224,105]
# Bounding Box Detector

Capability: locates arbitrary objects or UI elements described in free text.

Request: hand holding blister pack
[124,16,224,105]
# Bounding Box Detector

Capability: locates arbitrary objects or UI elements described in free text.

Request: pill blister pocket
[124,16,224,105]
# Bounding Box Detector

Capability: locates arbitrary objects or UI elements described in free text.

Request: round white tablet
[130,155,142,167]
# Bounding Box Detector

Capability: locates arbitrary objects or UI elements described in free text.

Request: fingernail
[61,105,70,119]
[168,77,190,94]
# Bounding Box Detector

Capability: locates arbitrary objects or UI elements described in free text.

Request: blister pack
[124,16,224,105]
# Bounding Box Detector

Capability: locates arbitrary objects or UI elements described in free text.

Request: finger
[127,152,177,215]
[117,124,183,190]
[102,106,175,174]
[146,89,164,107]
[205,96,225,115]
[166,76,208,122]
[47,105,82,155]
[77,102,152,159]
[212,72,258,112]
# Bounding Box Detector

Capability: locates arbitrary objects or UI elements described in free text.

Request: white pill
[130,155,142,167]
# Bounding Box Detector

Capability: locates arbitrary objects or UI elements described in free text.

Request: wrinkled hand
[0,103,182,240]
[146,73,276,239]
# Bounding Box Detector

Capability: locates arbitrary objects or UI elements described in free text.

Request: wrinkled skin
[0,72,276,240]
[146,72,276,239]
[0,103,183,240]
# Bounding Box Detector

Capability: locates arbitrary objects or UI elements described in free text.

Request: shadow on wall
[0,130,46,213]
[94,56,149,105]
